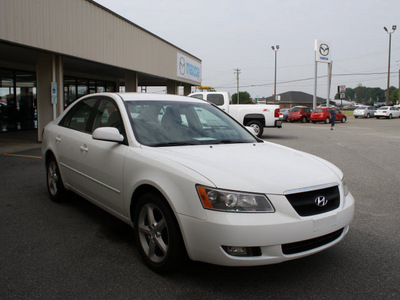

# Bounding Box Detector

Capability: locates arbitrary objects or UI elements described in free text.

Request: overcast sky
[95,0,400,100]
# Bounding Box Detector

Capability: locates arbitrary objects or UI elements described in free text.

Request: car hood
[149,142,342,194]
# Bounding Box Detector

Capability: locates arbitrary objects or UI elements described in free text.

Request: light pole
[271,45,279,103]
[384,25,396,105]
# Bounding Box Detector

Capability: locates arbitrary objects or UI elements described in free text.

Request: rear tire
[246,121,263,138]
[325,117,330,124]
[341,117,346,123]
[134,192,186,272]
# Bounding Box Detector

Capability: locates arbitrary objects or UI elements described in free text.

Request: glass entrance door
[0,69,37,132]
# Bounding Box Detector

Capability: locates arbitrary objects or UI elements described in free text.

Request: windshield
[291,107,301,112]
[355,106,366,110]
[125,100,258,147]
[379,106,389,110]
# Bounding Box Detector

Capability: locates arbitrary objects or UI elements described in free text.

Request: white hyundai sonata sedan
[42,93,355,271]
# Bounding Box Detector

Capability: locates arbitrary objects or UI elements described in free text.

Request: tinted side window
[189,94,204,100]
[92,98,124,134]
[59,98,98,133]
[207,94,224,106]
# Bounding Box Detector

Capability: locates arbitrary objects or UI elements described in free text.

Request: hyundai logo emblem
[315,196,328,207]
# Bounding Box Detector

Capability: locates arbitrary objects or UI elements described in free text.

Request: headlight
[342,178,349,196]
[196,186,275,213]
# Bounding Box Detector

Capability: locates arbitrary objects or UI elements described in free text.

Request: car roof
[80,92,205,104]
[114,92,203,103]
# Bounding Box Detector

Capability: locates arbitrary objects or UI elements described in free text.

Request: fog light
[222,246,261,257]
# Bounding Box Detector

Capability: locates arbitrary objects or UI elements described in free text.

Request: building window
[0,68,37,132]
[63,77,116,107]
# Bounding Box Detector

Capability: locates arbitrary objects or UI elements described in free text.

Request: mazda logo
[179,57,186,75]
[319,44,329,56]
[315,196,328,207]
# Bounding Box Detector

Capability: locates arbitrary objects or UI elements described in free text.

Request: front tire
[46,156,66,202]
[341,117,346,123]
[246,120,263,138]
[134,192,186,272]
[325,117,330,124]
[388,114,392,119]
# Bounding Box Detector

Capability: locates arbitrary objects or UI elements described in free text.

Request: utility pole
[384,25,396,105]
[234,68,241,104]
[271,45,279,103]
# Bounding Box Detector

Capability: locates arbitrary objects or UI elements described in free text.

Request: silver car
[353,106,375,118]
[279,108,291,122]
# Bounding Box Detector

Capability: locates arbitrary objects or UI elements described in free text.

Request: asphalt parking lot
[1,117,399,299]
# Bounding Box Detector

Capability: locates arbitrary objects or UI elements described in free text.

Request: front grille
[285,186,340,216]
[282,228,344,255]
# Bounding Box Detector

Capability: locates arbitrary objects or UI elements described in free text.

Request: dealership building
[0,0,202,141]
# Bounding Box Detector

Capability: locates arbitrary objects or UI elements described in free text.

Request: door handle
[55,136,61,143]
[80,145,89,153]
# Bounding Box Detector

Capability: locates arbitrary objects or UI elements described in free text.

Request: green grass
[341,110,354,117]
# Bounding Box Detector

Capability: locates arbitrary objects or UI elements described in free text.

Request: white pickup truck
[189,91,282,137]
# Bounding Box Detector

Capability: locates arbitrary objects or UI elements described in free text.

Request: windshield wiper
[152,141,199,147]
[212,139,248,144]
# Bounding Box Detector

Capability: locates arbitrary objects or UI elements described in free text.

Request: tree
[232,91,252,104]
[390,88,399,103]
[354,84,366,103]
[336,85,386,104]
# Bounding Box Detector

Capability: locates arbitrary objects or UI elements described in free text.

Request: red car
[310,107,347,124]
[288,106,312,123]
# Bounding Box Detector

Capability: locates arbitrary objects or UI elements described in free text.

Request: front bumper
[179,192,355,266]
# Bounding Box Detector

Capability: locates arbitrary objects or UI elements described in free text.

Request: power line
[214,71,399,90]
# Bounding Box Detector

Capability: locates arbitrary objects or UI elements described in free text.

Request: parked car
[311,107,347,124]
[375,102,386,108]
[353,106,375,118]
[279,108,291,122]
[189,91,281,138]
[288,106,312,123]
[42,93,354,272]
[375,106,400,119]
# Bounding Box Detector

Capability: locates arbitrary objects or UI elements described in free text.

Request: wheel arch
[243,114,266,127]
[130,184,190,262]
[44,149,56,166]
[130,184,167,223]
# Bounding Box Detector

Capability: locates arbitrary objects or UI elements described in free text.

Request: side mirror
[92,127,124,143]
